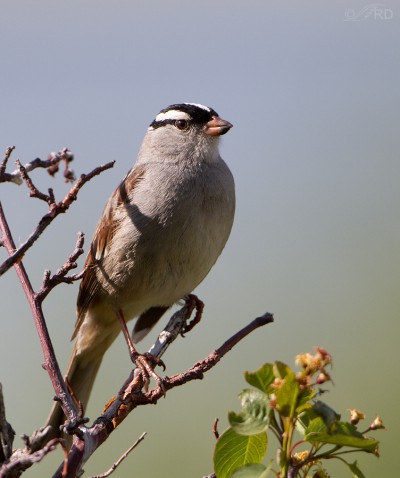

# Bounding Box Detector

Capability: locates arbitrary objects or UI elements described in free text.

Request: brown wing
[132,306,169,343]
[72,165,146,340]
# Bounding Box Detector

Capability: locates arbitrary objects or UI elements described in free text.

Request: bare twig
[36,232,86,304]
[0,160,115,276]
[16,160,55,204]
[52,313,274,478]
[0,148,73,185]
[0,438,62,478]
[0,147,15,179]
[89,432,147,478]
[20,427,56,455]
[0,385,15,465]
[0,204,79,427]
[213,418,219,440]
[149,313,274,393]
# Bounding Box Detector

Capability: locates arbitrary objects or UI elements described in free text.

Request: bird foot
[181,294,204,335]
[117,309,166,393]
[128,351,165,393]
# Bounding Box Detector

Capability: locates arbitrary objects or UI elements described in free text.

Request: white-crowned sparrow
[47,103,235,434]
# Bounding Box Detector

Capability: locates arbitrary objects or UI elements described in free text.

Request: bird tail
[45,308,123,440]
[45,342,104,440]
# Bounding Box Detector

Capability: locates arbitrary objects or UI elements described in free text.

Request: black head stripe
[149,118,176,130]
[149,103,218,129]
[163,103,219,121]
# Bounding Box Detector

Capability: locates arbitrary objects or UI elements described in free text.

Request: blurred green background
[1,1,399,476]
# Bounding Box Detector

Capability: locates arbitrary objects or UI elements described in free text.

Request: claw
[117,309,166,395]
[181,294,204,335]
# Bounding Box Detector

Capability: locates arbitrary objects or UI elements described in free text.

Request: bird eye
[175,119,189,130]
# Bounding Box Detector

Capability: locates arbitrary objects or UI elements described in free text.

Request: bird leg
[116,309,165,389]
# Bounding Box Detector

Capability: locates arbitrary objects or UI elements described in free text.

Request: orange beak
[205,115,233,136]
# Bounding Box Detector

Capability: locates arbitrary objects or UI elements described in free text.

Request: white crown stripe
[184,103,211,112]
[155,110,191,122]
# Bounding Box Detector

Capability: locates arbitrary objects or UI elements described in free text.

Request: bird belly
[93,160,235,325]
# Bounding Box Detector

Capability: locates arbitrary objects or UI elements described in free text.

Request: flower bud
[316,371,331,385]
[315,347,332,367]
[348,408,365,425]
[370,416,385,430]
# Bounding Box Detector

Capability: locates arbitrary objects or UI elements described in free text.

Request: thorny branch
[0,147,115,277]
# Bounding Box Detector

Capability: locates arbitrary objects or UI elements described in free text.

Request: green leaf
[310,464,331,478]
[305,416,329,436]
[305,419,379,454]
[313,401,341,430]
[347,460,367,478]
[296,405,316,436]
[274,371,299,417]
[308,461,331,478]
[231,463,270,478]
[296,386,315,410]
[214,428,268,478]
[245,363,275,394]
[229,389,269,436]
[273,360,292,379]
[309,432,379,452]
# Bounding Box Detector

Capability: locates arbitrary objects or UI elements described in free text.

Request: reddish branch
[213,418,220,440]
[53,313,274,478]
[88,432,147,478]
[0,439,62,478]
[0,384,14,465]
[0,148,74,185]
[0,155,115,276]
[36,232,86,303]
[0,151,116,476]
[0,209,81,424]
[0,165,116,427]
[0,147,16,181]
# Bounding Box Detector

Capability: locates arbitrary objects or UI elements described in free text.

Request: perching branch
[52,312,274,478]
[1,303,272,477]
